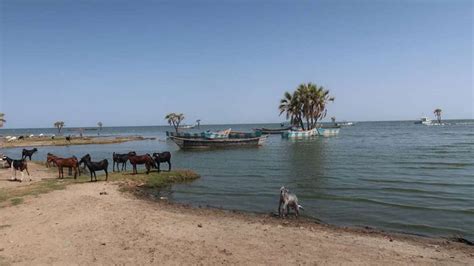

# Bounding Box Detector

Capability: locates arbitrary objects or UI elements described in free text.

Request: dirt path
[0,180,472,265]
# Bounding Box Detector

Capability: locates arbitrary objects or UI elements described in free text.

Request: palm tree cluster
[0,113,5,128]
[165,113,185,133]
[433,108,442,123]
[279,83,335,130]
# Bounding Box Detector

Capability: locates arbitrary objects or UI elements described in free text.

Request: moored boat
[169,136,267,149]
[282,126,340,138]
[254,126,293,135]
[282,128,317,138]
[337,121,354,127]
[167,130,266,149]
[415,117,432,125]
[316,126,340,136]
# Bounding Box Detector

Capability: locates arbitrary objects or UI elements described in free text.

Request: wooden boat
[167,131,266,149]
[169,135,267,149]
[254,126,293,134]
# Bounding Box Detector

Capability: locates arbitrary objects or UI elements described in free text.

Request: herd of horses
[4,148,172,182]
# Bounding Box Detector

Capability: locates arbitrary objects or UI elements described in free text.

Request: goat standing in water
[50,156,80,179]
[79,154,108,181]
[128,154,154,175]
[2,156,30,182]
[22,148,38,160]
[152,152,172,172]
[112,151,136,172]
[278,186,304,218]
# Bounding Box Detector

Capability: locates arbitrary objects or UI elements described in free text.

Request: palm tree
[433,108,442,124]
[165,113,185,133]
[196,119,201,128]
[279,91,304,129]
[0,113,5,128]
[54,121,65,134]
[97,121,103,135]
[279,82,334,130]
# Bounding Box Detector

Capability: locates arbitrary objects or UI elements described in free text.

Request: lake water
[1,120,473,240]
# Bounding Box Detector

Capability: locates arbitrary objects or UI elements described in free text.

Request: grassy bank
[0,166,199,208]
[1,135,155,148]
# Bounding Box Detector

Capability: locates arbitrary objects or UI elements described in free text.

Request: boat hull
[255,127,293,134]
[282,128,317,138]
[170,136,267,149]
[316,127,340,136]
[282,126,340,138]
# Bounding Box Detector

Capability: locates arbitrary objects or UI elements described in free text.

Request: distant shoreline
[0,135,155,148]
[0,118,473,130]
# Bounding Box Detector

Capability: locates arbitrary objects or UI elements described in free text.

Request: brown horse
[128,154,154,175]
[51,156,80,179]
[46,153,58,168]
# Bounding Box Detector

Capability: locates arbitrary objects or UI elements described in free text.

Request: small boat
[167,130,266,149]
[415,117,432,125]
[282,126,340,138]
[178,124,195,129]
[282,128,317,138]
[169,136,267,149]
[254,126,293,135]
[316,126,340,136]
[337,121,354,127]
[178,120,202,130]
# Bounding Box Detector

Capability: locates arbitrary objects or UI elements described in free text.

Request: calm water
[1,120,473,240]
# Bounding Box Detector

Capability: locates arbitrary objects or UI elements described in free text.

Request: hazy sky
[0,0,472,128]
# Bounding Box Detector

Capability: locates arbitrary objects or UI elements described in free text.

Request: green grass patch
[10,197,23,205]
[108,170,200,188]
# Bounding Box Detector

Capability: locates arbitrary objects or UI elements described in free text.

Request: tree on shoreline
[97,121,103,135]
[165,113,185,133]
[433,108,442,124]
[279,83,334,130]
[0,113,5,128]
[54,121,65,134]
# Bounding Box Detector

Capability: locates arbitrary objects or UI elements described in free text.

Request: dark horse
[22,148,38,160]
[128,154,154,175]
[50,156,80,179]
[112,151,136,172]
[152,152,172,172]
[79,154,108,182]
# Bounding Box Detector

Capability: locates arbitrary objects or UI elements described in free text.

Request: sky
[0,0,472,128]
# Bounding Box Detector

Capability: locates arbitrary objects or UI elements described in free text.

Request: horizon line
[1,118,473,130]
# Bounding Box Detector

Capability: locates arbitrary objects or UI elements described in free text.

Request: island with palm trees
[279,82,340,137]
[415,108,445,126]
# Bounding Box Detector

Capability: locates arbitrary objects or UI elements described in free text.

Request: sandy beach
[0,164,472,265]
